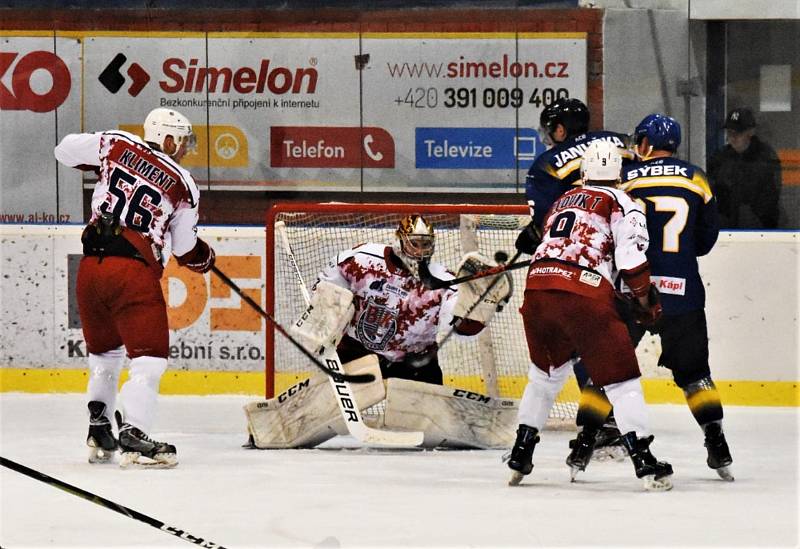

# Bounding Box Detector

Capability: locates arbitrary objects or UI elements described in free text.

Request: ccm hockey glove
[515,222,543,256]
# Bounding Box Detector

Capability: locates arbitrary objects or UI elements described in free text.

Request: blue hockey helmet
[633,113,681,152]
[539,98,590,142]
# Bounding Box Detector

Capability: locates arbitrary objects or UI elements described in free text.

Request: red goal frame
[264,201,529,398]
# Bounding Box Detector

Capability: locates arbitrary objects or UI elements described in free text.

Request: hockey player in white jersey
[506,141,673,490]
[244,215,517,449]
[54,108,215,468]
[317,214,509,384]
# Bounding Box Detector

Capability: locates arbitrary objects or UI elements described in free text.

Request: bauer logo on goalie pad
[356,297,398,351]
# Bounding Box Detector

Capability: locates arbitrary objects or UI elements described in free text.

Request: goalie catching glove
[290,280,355,355]
[452,252,513,335]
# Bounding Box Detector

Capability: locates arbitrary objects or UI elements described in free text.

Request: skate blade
[88,446,115,464]
[508,471,525,486]
[714,466,734,482]
[642,474,673,492]
[119,452,178,469]
[87,437,116,464]
[592,446,627,462]
[569,465,582,482]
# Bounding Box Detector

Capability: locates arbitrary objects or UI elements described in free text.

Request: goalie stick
[1,456,227,549]
[211,265,374,384]
[420,252,530,290]
[275,221,424,447]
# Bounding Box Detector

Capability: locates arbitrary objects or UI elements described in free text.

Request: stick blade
[358,427,425,448]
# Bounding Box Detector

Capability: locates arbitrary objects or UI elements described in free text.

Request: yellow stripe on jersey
[554,157,582,179]
[623,175,713,203]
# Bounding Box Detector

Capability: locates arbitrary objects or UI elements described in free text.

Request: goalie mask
[143,108,197,158]
[394,215,435,275]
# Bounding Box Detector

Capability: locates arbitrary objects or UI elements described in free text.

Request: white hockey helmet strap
[396,215,435,261]
[143,108,196,155]
[580,140,623,184]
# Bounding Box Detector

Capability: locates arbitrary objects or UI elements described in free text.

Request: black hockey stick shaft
[426,259,530,289]
[210,266,374,384]
[0,456,226,549]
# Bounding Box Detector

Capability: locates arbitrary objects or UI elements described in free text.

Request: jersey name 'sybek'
[621,156,719,314]
[527,185,649,302]
[318,243,455,361]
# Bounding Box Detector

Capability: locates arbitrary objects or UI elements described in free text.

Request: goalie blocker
[245,355,518,449]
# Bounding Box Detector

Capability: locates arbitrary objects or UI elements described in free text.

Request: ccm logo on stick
[0,51,71,112]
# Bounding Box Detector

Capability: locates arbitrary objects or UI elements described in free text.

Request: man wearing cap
[707,107,783,229]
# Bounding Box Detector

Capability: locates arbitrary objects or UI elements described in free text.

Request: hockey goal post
[265,202,580,421]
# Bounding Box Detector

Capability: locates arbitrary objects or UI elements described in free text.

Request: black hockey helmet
[539,98,590,142]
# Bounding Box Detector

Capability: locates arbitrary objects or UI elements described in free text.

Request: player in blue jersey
[514,98,633,454]
[567,114,734,482]
[517,97,632,237]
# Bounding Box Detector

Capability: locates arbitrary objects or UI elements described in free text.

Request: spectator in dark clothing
[707,107,782,229]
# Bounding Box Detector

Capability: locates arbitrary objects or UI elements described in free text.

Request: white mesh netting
[266,203,580,423]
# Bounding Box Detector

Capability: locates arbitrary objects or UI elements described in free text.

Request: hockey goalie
[245,215,517,449]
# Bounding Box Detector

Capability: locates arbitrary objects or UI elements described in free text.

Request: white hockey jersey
[527,184,649,302]
[317,243,457,361]
[54,130,200,262]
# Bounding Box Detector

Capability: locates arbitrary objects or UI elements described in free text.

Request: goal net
[265,202,580,423]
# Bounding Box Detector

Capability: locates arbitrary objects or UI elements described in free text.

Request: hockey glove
[515,222,543,256]
[631,284,662,326]
[177,238,216,273]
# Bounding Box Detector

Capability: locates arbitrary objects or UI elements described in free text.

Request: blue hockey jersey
[525,130,631,228]
[621,156,720,314]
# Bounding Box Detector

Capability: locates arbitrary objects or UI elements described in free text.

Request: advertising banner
[3,32,586,202]
[361,33,587,191]
[83,34,362,191]
[0,226,267,371]
[0,33,82,221]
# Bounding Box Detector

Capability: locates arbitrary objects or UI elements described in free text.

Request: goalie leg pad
[290,280,355,355]
[244,355,384,448]
[382,378,518,449]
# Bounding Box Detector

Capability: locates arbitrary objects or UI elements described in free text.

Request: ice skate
[116,412,177,469]
[704,422,734,481]
[620,432,673,491]
[566,427,596,481]
[87,401,117,464]
[507,425,539,486]
[591,421,627,462]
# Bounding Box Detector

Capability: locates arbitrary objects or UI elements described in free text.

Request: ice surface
[1,393,798,548]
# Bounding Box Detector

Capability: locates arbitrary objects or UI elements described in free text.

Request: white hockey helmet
[143,108,196,156]
[580,140,622,184]
[395,214,435,263]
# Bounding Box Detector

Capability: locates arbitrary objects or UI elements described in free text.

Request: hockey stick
[420,255,530,290]
[435,250,524,354]
[276,221,424,447]
[210,265,374,384]
[1,456,227,549]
